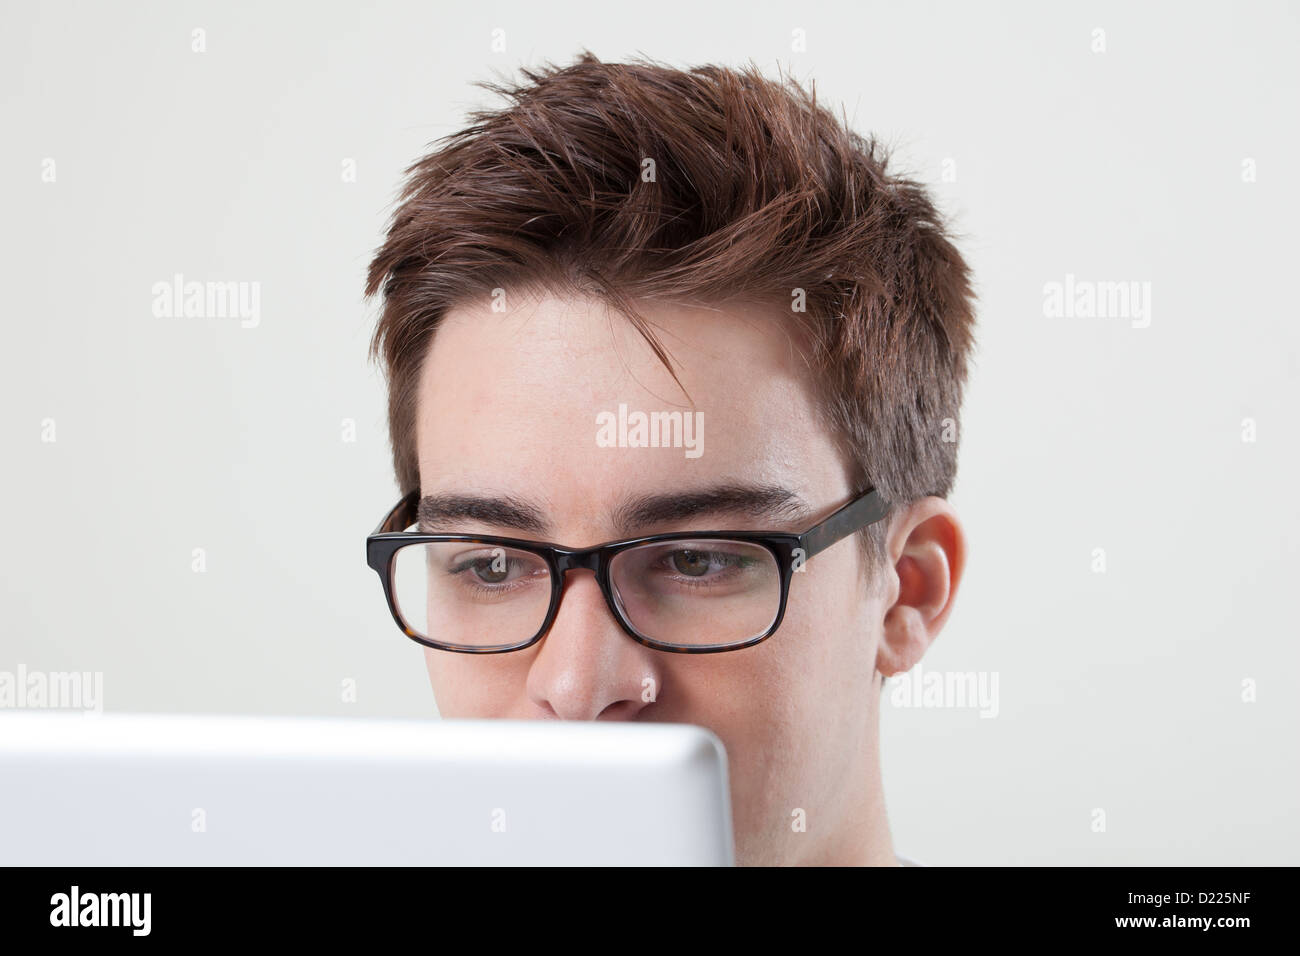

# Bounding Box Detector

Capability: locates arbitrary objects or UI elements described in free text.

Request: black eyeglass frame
[366,487,890,655]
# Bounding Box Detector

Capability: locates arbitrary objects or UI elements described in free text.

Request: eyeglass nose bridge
[536,546,629,647]
[550,546,605,576]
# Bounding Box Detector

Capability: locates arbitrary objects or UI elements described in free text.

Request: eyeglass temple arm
[372,489,420,535]
[799,488,890,559]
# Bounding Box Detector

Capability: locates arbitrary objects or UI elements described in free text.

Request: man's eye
[670,549,714,576]
[470,559,508,584]
[667,549,750,577]
[447,550,520,584]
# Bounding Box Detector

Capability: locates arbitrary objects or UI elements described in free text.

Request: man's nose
[524,569,662,721]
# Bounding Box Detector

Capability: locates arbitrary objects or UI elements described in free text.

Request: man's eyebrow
[613,484,810,535]
[418,494,549,535]
[417,484,811,538]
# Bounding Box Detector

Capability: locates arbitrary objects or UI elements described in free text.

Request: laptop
[0,711,735,866]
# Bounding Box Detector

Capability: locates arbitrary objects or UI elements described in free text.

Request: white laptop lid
[0,711,734,866]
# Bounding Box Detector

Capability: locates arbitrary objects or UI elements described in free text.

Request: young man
[364,52,975,866]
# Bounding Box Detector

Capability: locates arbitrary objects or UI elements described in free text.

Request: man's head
[365,52,976,865]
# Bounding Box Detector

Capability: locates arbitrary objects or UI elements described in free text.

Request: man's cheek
[426,657,506,718]
[718,723,800,853]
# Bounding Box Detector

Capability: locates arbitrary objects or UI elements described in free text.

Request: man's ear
[875,497,967,678]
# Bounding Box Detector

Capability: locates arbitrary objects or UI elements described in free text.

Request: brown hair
[365,51,977,572]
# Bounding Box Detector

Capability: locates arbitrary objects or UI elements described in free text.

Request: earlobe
[877,601,935,677]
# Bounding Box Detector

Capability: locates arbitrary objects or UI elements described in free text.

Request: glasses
[366,487,889,654]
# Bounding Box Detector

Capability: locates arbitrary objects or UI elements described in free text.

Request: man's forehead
[436,290,804,368]
[422,296,815,428]
[414,289,849,520]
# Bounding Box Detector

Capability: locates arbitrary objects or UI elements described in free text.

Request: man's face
[414,289,887,865]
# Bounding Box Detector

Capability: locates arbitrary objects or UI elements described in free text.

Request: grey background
[2,0,1296,864]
